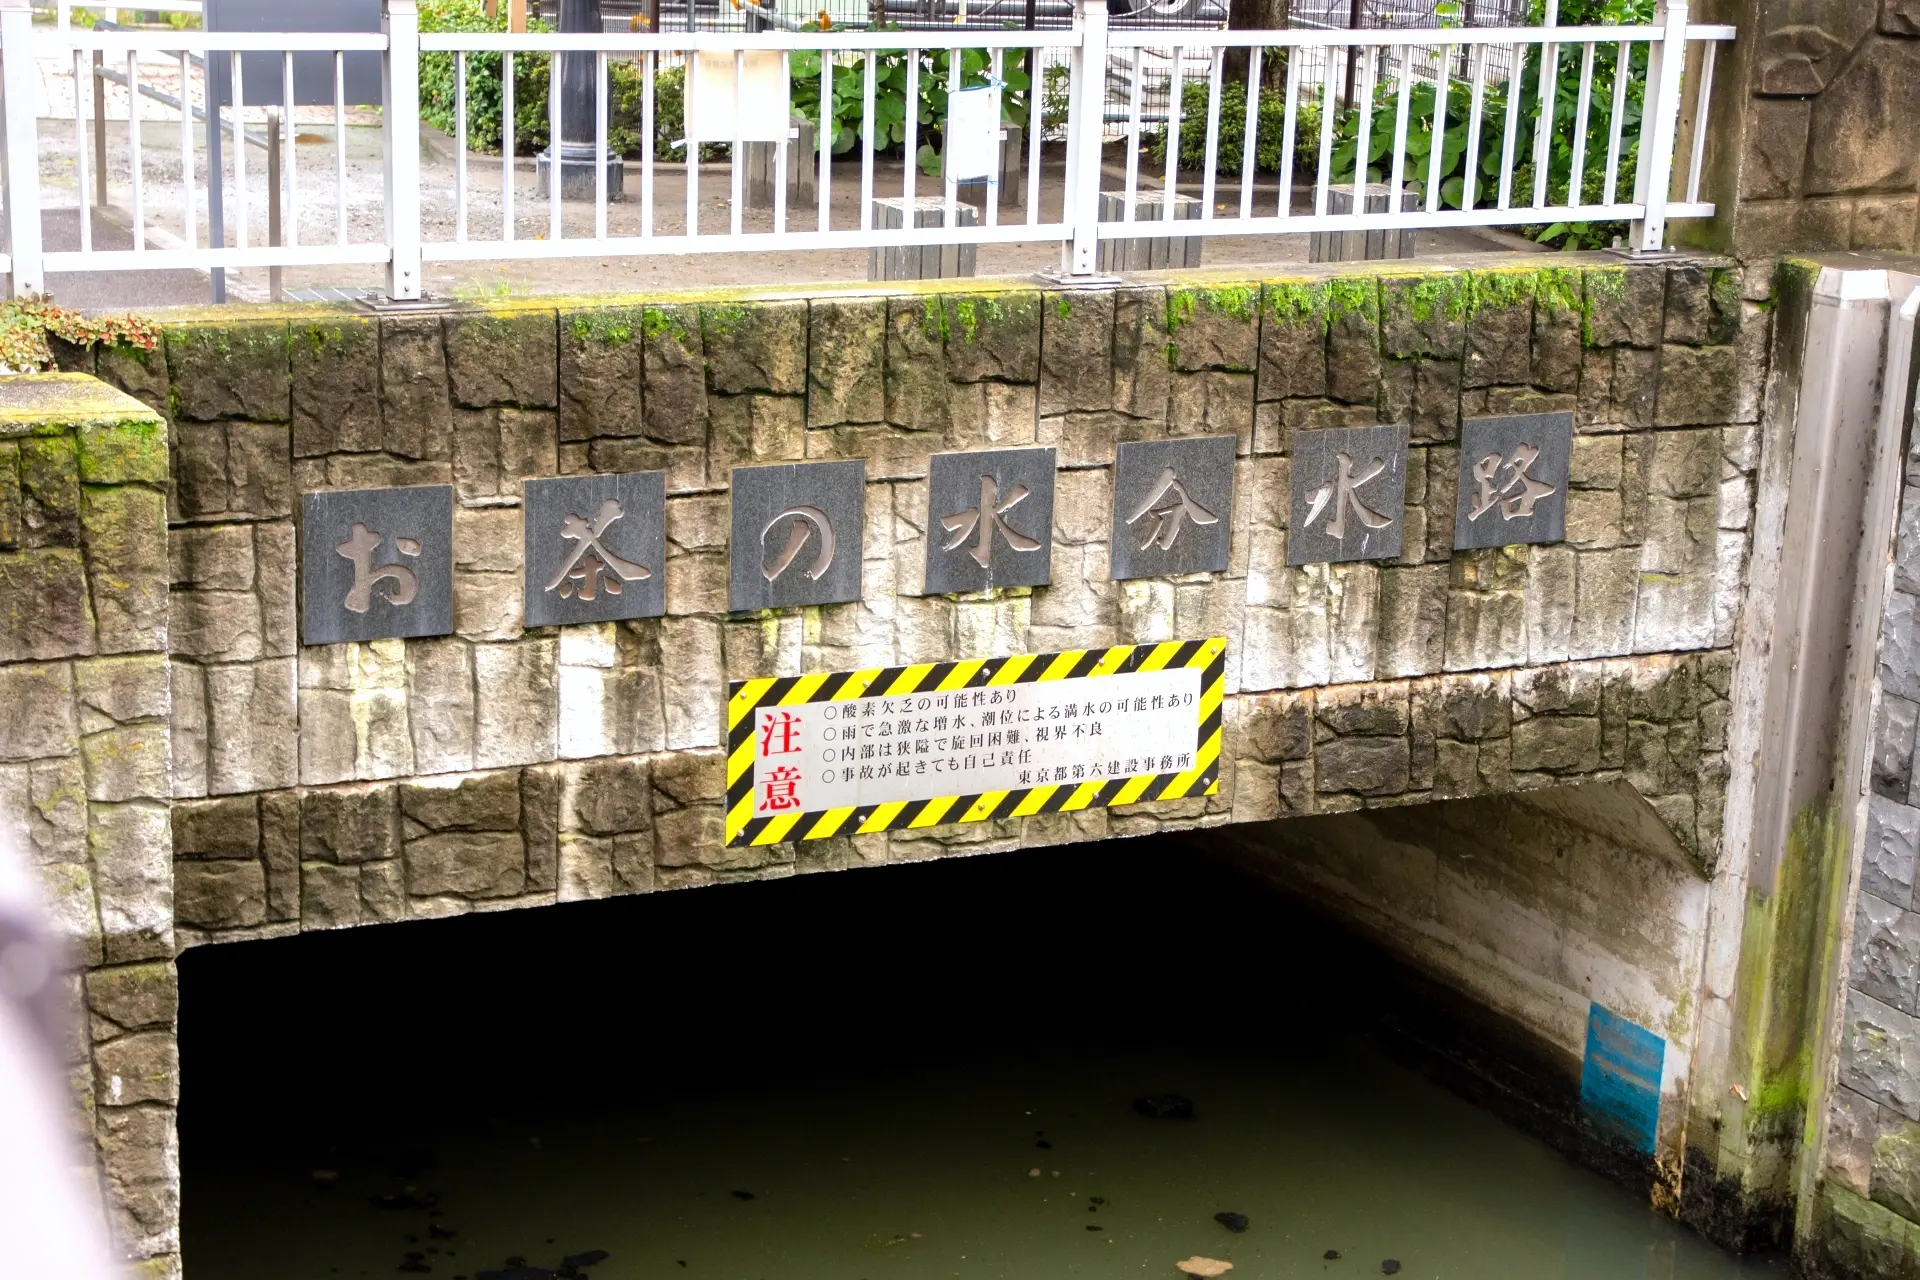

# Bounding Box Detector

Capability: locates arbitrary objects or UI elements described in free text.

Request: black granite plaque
[1287,424,1408,566]
[523,471,667,627]
[924,446,1057,594]
[300,484,454,644]
[1110,435,1236,580]
[1453,411,1573,550]
[728,460,866,611]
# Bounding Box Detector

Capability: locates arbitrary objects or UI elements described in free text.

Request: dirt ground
[35,108,1542,308]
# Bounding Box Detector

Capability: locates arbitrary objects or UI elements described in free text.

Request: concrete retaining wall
[1,252,1781,1277]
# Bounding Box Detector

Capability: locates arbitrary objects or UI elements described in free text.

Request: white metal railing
[0,0,1733,301]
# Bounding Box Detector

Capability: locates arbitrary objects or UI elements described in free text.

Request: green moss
[702,304,750,341]
[954,298,979,343]
[570,312,637,345]
[1265,281,1332,328]
[1167,284,1259,334]
[1728,798,1855,1154]
[1326,277,1379,323]
[1536,266,1583,316]
[1582,266,1628,346]
[640,305,694,346]
[1399,273,1473,326]
[1468,268,1537,313]
[1206,284,1259,323]
[949,295,1007,345]
[1055,295,1073,319]
[1166,289,1198,334]
[77,417,167,486]
[916,298,950,346]
[1584,265,1628,304]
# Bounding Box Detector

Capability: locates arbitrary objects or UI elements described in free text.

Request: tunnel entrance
[177,833,1784,1280]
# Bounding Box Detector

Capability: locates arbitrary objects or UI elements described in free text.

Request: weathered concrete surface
[1798,265,1920,1280]
[1687,0,1920,259]
[0,374,175,1274]
[14,254,1788,1277]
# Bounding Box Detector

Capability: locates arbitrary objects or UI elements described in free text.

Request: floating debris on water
[1133,1094,1196,1120]
[1214,1212,1249,1233]
[1174,1257,1233,1277]
[1380,1262,1401,1275]
[372,1191,440,1212]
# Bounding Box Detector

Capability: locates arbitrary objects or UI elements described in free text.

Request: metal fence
[0,0,1732,299]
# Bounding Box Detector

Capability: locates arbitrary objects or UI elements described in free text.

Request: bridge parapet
[3,250,1769,1276]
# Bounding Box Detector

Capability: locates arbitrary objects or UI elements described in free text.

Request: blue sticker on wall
[1580,1003,1664,1156]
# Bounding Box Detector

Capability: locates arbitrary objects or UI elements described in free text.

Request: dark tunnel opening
[176,835,1787,1280]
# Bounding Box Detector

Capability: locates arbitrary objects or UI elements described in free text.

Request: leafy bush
[790,35,1031,177]
[419,0,688,157]
[1326,0,1653,248]
[1149,0,1650,249]
[0,300,157,374]
[1151,72,1322,176]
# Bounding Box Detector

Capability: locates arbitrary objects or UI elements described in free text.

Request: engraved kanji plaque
[524,471,667,627]
[924,446,1057,594]
[1453,411,1572,550]
[729,460,867,612]
[1110,435,1236,580]
[300,484,454,644]
[1287,425,1408,566]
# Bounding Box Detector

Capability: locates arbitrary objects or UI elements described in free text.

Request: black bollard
[537,0,626,200]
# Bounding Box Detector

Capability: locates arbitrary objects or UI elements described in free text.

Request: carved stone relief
[1881,0,1920,38]
[1751,0,1875,96]
[1804,35,1920,195]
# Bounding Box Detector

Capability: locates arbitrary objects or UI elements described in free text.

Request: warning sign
[725,637,1226,847]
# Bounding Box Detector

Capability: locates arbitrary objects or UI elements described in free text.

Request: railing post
[1628,0,1686,253]
[0,0,44,298]
[1061,0,1108,277]
[383,0,424,300]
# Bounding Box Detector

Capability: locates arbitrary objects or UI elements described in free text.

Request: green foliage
[1150,73,1322,176]
[1150,0,1651,249]
[418,0,690,157]
[790,33,1031,178]
[0,299,158,374]
[1041,61,1071,136]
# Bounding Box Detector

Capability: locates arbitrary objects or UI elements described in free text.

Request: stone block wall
[20,252,1773,1275]
[1694,0,1920,258]
[52,256,1766,945]
[1814,413,1920,1277]
[0,376,176,1274]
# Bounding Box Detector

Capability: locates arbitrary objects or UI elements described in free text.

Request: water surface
[180,840,1788,1280]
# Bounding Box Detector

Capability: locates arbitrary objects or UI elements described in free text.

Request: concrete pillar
[1679,0,1920,258]
[1676,261,1918,1262]
[0,374,177,1277]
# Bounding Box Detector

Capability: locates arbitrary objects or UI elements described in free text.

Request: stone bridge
[12,250,1891,1279]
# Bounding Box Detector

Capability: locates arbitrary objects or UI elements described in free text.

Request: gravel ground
[31,50,1531,307]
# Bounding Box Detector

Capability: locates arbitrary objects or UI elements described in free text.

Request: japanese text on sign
[753,665,1202,815]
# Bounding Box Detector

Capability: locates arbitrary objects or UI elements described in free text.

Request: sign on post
[685,51,791,143]
[204,0,384,106]
[944,84,1002,183]
[725,637,1227,847]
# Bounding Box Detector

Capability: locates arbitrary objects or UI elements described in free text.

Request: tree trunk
[1223,0,1289,90]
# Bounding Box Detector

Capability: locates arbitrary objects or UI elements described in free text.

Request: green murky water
[180,841,1788,1280]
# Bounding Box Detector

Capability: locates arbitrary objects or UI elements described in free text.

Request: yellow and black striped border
[725,636,1227,847]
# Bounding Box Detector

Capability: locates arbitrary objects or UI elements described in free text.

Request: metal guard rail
[0,0,1735,299]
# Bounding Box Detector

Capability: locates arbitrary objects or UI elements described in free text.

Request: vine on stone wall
[0,300,160,375]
